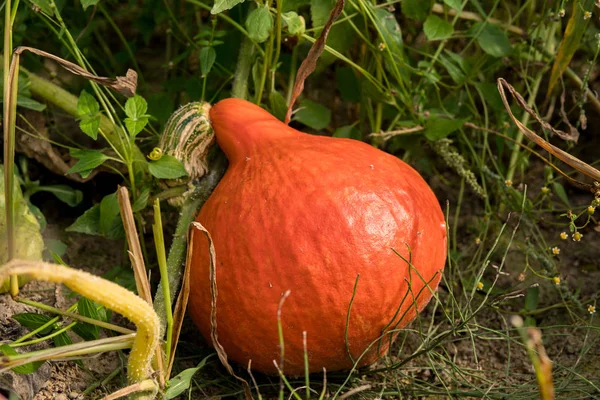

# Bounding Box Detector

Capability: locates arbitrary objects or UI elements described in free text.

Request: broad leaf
[35,185,83,207]
[282,11,305,35]
[246,6,273,43]
[79,115,100,140]
[424,117,465,141]
[67,149,109,178]
[77,90,100,117]
[81,0,99,10]
[443,0,462,11]
[423,15,454,41]
[333,125,361,140]
[268,91,288,122]
[0,345,45,374]
[211,0,245,14]
[99,192,120,237]
[165,355,213,399]
[66,204,101,236]
[13,313,54,335]
[199,47,217,77]
[401,0,432,21]
[294,100,331,130]
[148,155,188,179]
[470,22,512,58]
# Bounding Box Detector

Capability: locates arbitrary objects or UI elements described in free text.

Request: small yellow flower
[475,237,481,245]
[477,281,484,290]
[558,9,565,17]
[518,273,526,282]
[378,42,386,51]
[560,232,568,240]
[505,179,513,187]
[541,186,550,194]
[588,305,596,314]
[552,276,561,286]
[588,206,596,215]
[572,232,583,242]
[584,11,592,20]
[552,247,560,255]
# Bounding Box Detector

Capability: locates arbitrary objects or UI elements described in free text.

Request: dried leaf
[285,0,345,124]
[557,80,580,142]
[497,78,600,187]
[14,46,137,97]
[190,221,252,400]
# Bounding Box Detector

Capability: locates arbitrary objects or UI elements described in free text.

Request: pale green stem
[152,199,173,365]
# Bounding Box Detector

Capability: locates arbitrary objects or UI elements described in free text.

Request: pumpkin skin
[188,98,447,375]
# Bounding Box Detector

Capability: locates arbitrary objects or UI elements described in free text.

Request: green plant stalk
[12,303,77,344]
[153,154,227,334]
[232,37,255,99]
[3,3,19,295]
[17,298,134,334]
[11,321,77,348]
[152,199,173,365]
[256,31,275,104]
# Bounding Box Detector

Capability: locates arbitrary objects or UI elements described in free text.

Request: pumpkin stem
[209,98,299,163]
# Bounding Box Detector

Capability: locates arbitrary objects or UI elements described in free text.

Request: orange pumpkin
[188,98,447,375]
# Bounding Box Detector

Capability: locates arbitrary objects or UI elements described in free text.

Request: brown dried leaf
[557,80,580,142]
[497,78,600,186]
[14,46,137,97]
[284,0,345,124]
[190,221,252,400]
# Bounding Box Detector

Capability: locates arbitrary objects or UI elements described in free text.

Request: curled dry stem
[0,260,159,389]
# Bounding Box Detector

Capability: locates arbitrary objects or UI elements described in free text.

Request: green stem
[17,298,135,334]
[3,1,19,295]
[256,30,274,104]
[152,199,173,364]
[153,154,228,335]
[11,321,78,348]
[231,37,255,99]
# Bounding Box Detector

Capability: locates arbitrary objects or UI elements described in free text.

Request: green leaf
[246,6,273,43]
[124,116,149,138]
[424,117,464,141]
[373,7,403,56]
[35,185,83,207]
[77,90,100,117]
[80,0,99,11]
[66,204,101,236]
[13,313,54,335]
[53,331,73,348]
[336,67,361,102]
[282,11,305,35]
[268,91,288,122]
[79,115,100,140]
[125,95,148,119]
[423,15,454,41]
[99,192,120,237]
[442,0,462,11]
[45,239,68,257]
[17,95,47,112]
[211,0,245,14]
[552,182,571,207]
[475,82,504,111]
[199,47,216,77]
[165,355,213,399]
[67,149,109,178]
[333,125,361,140]
[524,286,539,311]
[29,0,53,15]
[470,22,512,58]
[148,155,188,179]
[0,344,45,374]
[132,187,150,212]
[294,100,331,130]
[72,297,101,341]
[401,0,432,21]
[438,53,465,84]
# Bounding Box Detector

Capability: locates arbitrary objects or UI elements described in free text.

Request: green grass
[2,0,600,398]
